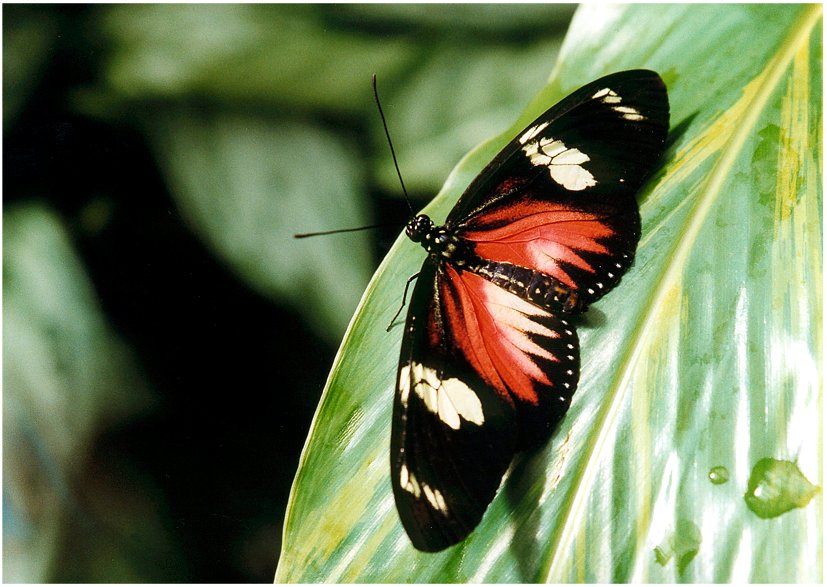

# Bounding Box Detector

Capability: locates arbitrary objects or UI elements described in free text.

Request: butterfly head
[405,214,435,243]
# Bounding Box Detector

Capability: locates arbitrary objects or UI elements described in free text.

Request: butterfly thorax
[406,214,473,264]
[406,214,583,314]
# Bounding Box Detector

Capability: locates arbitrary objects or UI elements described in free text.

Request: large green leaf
[277,4,822,582]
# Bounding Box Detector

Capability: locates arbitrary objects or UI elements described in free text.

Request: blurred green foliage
[3,203,175,581]
[3,4,574,581]
[75,3,574,340]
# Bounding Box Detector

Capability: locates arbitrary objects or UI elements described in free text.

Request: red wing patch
[457,198,635,297]
[439,265,579,408]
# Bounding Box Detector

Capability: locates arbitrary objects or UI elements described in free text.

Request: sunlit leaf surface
[277,4,821,582]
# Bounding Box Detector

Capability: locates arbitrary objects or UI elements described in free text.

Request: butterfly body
[391,70,669,552]
[406,213,584,314]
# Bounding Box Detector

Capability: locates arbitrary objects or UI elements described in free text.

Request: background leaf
[94,5,418,114]
[277,4,822,582]
[4,5,575,580]
[146,112,374,340]
[2,6,58,125]
[3,203,181,582]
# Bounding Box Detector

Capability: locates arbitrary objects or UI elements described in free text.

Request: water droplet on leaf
[708,465,729,485]
[744,458,820,519]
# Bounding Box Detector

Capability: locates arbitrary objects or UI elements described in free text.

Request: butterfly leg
[387,271,421,331]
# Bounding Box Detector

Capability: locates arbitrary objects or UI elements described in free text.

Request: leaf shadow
[503,452,541,581]
[577,305,607,330]
[503,434,567,582]
[665,111,699,152]
[638,110,699,207]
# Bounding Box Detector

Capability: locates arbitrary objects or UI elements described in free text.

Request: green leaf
[339,4,576,35]
[277,4,822,582]
[3,6,59,125]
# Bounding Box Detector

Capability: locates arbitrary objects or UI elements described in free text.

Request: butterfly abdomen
[465,258,584,314]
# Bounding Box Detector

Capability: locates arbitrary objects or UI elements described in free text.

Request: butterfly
[391,70,670,551]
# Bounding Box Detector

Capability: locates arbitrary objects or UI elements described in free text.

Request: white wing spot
[408,362,484,430]
[613,105,645,121]
[399,463,422,498]
[436,489,447,512]
[422,484,449,515]
[518,121,549,144]
[593,87,622,104]
[400,463,450,515]
[398,364,411,406]
[522,136,596,191]
[593,88,645,120]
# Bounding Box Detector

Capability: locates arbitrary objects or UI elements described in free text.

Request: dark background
[3,4,574,582]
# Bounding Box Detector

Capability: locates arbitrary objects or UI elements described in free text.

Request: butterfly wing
[392,70,668,551]
[393,261,579,551]
[447,69,669,304]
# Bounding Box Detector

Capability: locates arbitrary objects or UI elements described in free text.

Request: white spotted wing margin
[391,261,581,552]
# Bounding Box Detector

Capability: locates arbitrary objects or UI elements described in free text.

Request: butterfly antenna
[373,74,414,215]
[294,223,386,239]
[294,76,407,240]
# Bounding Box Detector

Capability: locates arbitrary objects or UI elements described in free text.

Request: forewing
[392,262,518,552]
[447,69,668,304]
[392,261,581,551]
